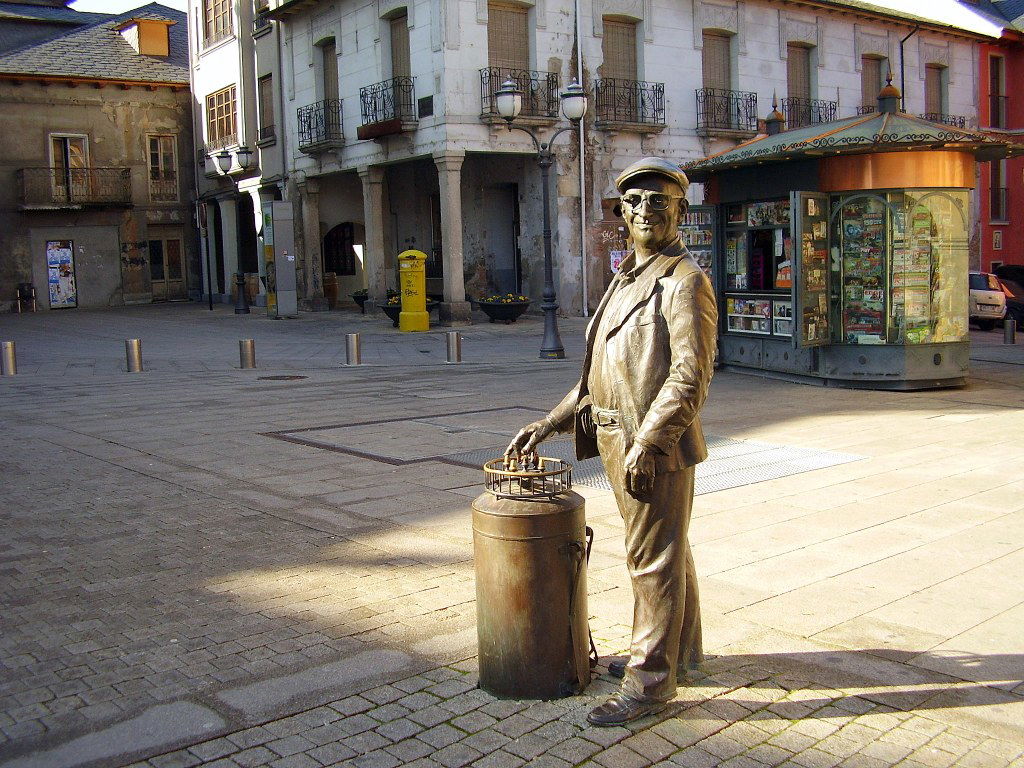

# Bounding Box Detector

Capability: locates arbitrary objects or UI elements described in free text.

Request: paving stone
[431,742,484,768]
[593,742,652,768]
[451,710,498,733]
[189,737,240,761]
[376,716,425,741]
[409,705,456,727]
[669,747,722,768]
[269,754,320,768]
[150,750,204,768]
[232,746,276,768]
[384,737,434,762]
[469,751,525,768]
[343,730,392,755]
[418,723,464,749]
[266,735,317,758]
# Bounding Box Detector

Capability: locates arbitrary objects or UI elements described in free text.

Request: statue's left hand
[624,443,657,498]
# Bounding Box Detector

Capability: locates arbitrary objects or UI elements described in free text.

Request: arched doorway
[324,222,359,276]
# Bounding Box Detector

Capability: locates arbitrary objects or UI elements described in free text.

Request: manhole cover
[257,375,308,381]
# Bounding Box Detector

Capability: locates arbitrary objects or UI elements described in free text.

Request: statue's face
[620,175,686,252]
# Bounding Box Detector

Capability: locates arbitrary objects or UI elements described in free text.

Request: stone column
[433,150,471,325]
[300,179,328,311]
[216,196,239,303]
[358,165,387,312]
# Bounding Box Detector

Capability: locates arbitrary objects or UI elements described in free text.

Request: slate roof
[684,110,1024,181]
[983,0,1024,28]
[0,2,188,84]
[0,2,107,24]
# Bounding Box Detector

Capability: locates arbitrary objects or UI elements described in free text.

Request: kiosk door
[790,191,831,347]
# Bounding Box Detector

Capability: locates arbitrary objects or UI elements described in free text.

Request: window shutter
[702,31,731,90]
[861,56,882,107]
[390,13,410,79]
[602,18,637,82]
[925,64,943,114]
[787,44,811,100]
[488,3,529,71]
[321,42,338,99]
[259,76,274,130]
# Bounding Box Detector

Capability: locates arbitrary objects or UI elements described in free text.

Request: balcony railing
[920,113,967,129]
[857,104,877,115]
[252,14,270,35]
[205,133,238,153]
[149,176,178,202]
[480,67,559,119]
[360,77,415,125]
[781,97,837,129]
[594,77,665,127]
[990,95,1007,129]
[695,88,758,133]
[17,167,132,208]
[991,186,1009,221]
[298,99,343,150]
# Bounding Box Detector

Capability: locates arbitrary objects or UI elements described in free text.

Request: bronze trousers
[597,423,703,703]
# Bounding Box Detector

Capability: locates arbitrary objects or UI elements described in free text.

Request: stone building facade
[0,1,197,311]
[191,0,992,320]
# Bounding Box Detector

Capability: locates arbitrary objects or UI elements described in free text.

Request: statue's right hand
[504,420,553,458]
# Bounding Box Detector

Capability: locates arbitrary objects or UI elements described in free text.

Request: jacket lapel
[603,239,687,340]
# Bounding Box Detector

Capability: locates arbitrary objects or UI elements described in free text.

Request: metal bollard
[345,333,361,365]
[1006,317,1017,345]
[239,339,256,369]
[234,272,250,315]
[1,341,16,376]
[125,339,143,373]
[446,331,462,364]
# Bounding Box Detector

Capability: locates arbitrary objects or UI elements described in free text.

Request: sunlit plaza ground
[1,304,1022,768]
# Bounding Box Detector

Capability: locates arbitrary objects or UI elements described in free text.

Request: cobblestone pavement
[1,305,1023,768]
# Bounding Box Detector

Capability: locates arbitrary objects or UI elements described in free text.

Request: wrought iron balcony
[594,78,665,128]
[695,88,758,133]
[357,77,416,140]
[920,113,967,129]
[252,14,270,35]
[149,175,178,202]
[298,99,343,152]
[480,67,559,120]
[17,167,132,208]
[205,134,238,153]
[782,97,837,128]
[857,104,877,115]
[991,186,1009,221]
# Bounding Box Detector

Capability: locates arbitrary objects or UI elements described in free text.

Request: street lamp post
[495,79,587,360]
[213,147,254,314]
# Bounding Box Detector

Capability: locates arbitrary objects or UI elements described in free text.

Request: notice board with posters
[46,240,78,308]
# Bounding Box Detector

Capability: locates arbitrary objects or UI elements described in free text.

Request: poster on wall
[46,240,77,308]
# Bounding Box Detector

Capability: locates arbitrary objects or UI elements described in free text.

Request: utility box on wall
[263,201,297,318]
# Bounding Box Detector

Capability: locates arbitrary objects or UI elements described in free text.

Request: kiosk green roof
[684,111,1024,183]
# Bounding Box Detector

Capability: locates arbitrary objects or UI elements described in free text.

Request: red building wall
[979,35,1024,273]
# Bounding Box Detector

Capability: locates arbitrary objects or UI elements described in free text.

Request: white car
[969,271,1007,331]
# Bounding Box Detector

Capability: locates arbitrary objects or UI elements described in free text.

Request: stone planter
[479,301,530,324]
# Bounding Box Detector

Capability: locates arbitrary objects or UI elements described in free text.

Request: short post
[345,333,361,366]
[446,331,462,364]
[234,272,250,315]
[125,338,143,373]
[239,339,256,369]
[1,341,16,376]
[1005,317,1017,345]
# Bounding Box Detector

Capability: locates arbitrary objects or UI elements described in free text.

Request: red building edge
[979,27,1024,273]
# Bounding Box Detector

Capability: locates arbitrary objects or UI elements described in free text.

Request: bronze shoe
[586,692,666,726]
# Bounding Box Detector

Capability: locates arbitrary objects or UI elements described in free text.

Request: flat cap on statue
[615,157,690,194]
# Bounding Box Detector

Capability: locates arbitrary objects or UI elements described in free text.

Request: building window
[990,55,1006,129]
[991,159,1008,222]
[488,2,529,71]
[203,0,232,44]
[50,134,89,198]
[320,40,338,100]
[258,75,275,142]
[206,85,237,150]
[702,31,731,91]
[602,17,638,82]
[924,63,946,116]
[861,55,886,108]
[324,222,358,276]
[148,135,178,202]
[390,11,410,79]
[787,43,812,102]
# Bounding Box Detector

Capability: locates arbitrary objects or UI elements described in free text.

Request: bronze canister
[472,456,590,699]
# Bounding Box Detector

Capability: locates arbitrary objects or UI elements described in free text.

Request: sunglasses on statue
[619,192,684,211]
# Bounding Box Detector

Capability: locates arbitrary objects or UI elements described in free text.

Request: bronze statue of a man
[506,157,718,726]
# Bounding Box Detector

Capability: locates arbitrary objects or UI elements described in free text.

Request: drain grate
[444,436,861,496]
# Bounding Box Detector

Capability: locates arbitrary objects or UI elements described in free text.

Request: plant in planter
[381,295,441,327]
[352,288,399,314]
[478,293,531,324]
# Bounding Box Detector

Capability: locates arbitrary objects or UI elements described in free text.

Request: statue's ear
[678,198,689,218]
[613,203,623,218]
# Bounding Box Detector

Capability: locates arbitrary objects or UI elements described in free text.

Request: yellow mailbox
[398,249,429,332]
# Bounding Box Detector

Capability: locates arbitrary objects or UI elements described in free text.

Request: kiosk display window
[723,199,792,338]
[838,195,887,344]
[679,206,716,280]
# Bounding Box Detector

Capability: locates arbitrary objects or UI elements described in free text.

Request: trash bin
[323,271,339,310]
[472,454,592,699]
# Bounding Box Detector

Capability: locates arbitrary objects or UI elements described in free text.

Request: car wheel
[977,319,996,331]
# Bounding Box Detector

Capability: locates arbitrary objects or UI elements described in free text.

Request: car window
[969,274,987,290]
[1001,279,1023,299]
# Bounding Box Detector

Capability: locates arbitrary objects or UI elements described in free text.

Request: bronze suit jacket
[546,238,718,473]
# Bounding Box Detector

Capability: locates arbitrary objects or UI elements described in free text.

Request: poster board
[46,240,77,308]
[790,192,830,347]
